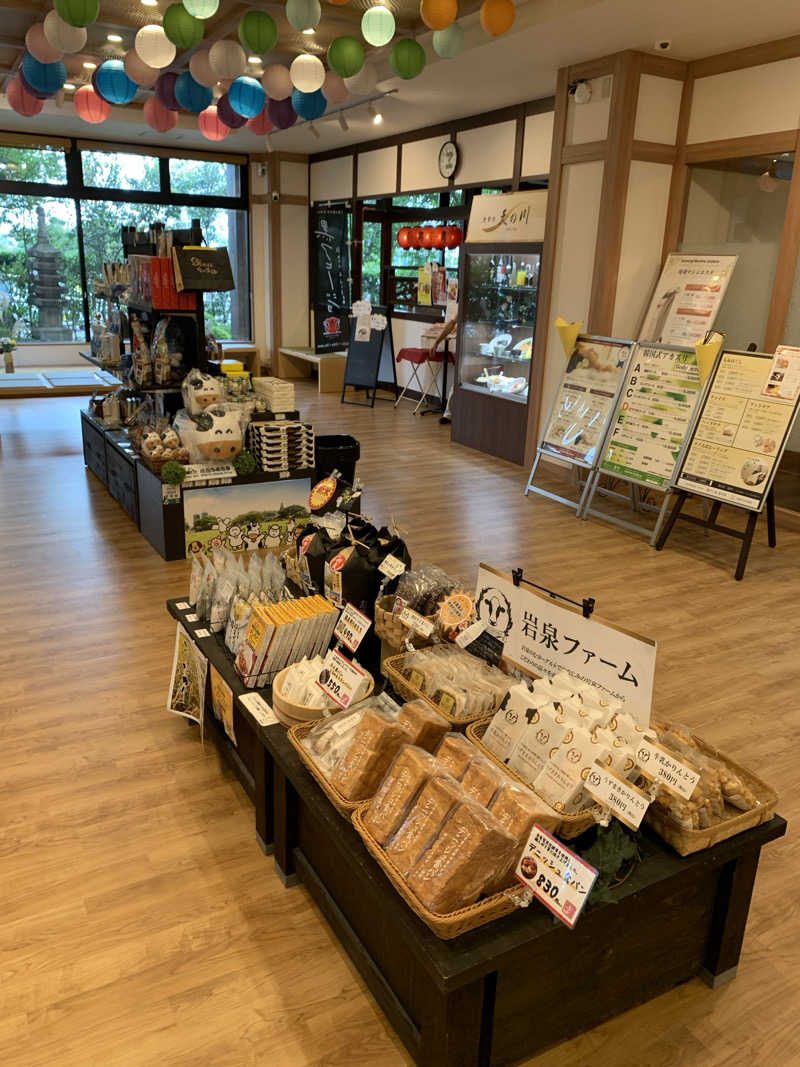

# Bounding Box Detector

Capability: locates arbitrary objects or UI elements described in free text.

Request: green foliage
[578,822,642,906]
[233,449,256,475]
[192,515,217,531]
[161,460,186,484]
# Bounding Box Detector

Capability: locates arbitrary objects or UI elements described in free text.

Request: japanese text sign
[635,738,699,799]
[515,825,598,929]
[316,649,366,710]
[584,762,650,830]
[334,603,371,653]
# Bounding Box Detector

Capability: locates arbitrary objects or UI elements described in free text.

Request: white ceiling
[2,0,800,156]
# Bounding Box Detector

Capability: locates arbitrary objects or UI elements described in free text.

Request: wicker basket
[287,720,364,817]
[139,453,169,476]
[351,803,519,939]
[466,716,600,839]
[644,727,778,856]
[382,653,500,730]
[374,595,436,651]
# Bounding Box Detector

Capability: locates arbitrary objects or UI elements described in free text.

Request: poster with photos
[167,624,208,724]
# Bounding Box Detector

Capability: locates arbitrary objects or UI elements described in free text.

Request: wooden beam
[638,54,688,80]
[764,126,800,352]
[561,141,606,164]
[661,73,693,261]
[632,140,678,164]
[684,130,797,163]
[690,34,800,79]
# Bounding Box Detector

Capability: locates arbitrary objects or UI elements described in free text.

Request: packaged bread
[484,783,560,893]
[533,724,611,813]
[386,773,463,877]
[363,745,437,845]
[435,733,476,780]
[460,755,505,806]
[397,700,449,752]
[330,707,408,800]
[301,704,369,772]
[507,704,570,784]
[406,799,516,913]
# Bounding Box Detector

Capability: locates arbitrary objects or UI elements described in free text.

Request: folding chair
[395,347,440,414]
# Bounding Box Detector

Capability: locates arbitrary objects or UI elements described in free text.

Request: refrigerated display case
[451,242,542,463]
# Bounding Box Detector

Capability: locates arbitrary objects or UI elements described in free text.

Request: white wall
[250,200,269,363]
[456,121,516,184]
[564,77,612,145]
[357,146,397,197]
[522,111,554,177]
[634,74,683,144]
[279,203,309,347]
[688,58,800,143]
[401,135,449,192]
[310,155,353,203]
[15,344,85,367]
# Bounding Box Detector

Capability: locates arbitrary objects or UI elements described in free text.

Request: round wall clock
[438,139,459,179]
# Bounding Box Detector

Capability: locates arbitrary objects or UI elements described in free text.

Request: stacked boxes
[247,421,315,474]
[234,596,339,688]
[252,376,295,412]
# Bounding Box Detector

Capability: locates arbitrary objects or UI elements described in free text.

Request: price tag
[315,649,367,710]
[238,692,278,727]
[175,602,190,610]
[399,607,434,637]
[455,619,486,648]
[515,825,598,929]
[195,628,210,638]
[162,483,181,504]
[334,603,372,653]
[185,613,199,623]
[635,738,700,799]
[583,762,650,830]
[379,554,406,579]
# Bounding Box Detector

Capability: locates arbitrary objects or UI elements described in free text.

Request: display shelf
[79,349,123,374]
[459,382,528,403]
[125,300,196,316]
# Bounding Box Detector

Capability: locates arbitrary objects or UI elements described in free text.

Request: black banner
[312,205,351,353]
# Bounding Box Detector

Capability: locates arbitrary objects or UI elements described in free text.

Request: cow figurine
[189,406,243,460]
[181,370,224,414]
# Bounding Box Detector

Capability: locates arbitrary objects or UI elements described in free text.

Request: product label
[162,484,181,504]
[583,761,650,830]
[334,603,371,653]
[379,554,407,579]
[635,738,700,799]
[533,758,584,811]
[331,711,361,736]
[515,824,598,929]
[409,669,424,690]
[438,692,455,714]
[185,613,198,623]
[399,607,434,637]
[238,691,278,727]
[324,560,344,606]
[455,620,487,647]
[195,628,210,638]
[316,649,367,710]
[175,602,189,610]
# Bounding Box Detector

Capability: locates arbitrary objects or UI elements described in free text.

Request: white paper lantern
[135,25,176,70]
[43,9,87,54]
[322,70,348,105]
[261,63,292,101]
[290,54,324,94]
[189,47,216,87]
[209,39,246,81]
[344,62,376,96]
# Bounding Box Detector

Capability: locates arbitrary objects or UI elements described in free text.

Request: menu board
[312,205,351,353]
[639,253,737,346]
[763,345,800,402]
[675,350,800,510]
[599,344,703,489]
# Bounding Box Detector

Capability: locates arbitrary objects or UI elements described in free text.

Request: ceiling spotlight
[141,0,158,6]
[83,61,97,69]
[338,111,349,132]
[302,28,315,34]
[63,83,76,90]
[309,122,320,139]
[366,101,383,126]
[107,33,123,43]
[248,55,261,64]
[265,133,274,152]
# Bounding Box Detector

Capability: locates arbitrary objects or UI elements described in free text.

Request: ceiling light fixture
[247,55,261,64]
[141,0,158,6]
[367,101,383,125]
[83,61,97,69]
[302,28,315,35]
[337,111,348,131]
[309,121,320,139]
[107,33,123,42]
[63,83,76,90]
[265,133,274,152]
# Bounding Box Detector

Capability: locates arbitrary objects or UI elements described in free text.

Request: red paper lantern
[410,226,425,249]
[74,84,110,123]
[144,94,178,132]
[444,225,463,248]
[431,226,447,249]
[422,226,437,249]
[7,76,44,117]
[198,104,230,141]
[246,105,274,135]
[397,226,412,249]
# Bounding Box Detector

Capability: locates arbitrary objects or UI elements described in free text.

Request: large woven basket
[466,716,600,839]
[351,802,520,939]
[382,653,501,730]
[374,595,436,651]
[288,719,364,817]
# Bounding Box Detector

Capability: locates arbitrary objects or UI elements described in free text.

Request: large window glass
[169,157,240,197]
[82,150,160,192]
[0,144,67,184]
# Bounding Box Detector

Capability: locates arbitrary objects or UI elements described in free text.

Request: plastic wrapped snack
[397,700,449,753]
[386,773,463,877]
[484,784,560,893]
[460,755,505,806]
[363,746,438,846]
[400,645,512,720]
[394,563,456,616]
[330,706,409,801]
[301,705,366,773]
[435,733,477,780]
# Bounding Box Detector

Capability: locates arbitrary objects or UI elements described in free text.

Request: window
[0,145,66,184]
[392,193,440,209]
[81,150,160,192]
[361,219,382,305]
[169,158,240,198]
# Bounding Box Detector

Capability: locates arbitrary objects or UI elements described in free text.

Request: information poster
[210,665,236,744]
[312,205,351,353]
[540,336,634,465]
[599,344,702,488]
[763,345,800,401]
[167,624,208,724]
[675,350,800,510]
[639,254,737,346]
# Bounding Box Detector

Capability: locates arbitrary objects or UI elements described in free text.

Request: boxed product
[234,595,339,687]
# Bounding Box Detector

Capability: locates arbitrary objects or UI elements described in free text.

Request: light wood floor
[1,385,798,1067]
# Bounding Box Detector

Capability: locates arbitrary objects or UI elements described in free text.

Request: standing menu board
[599,344,703,489]
[639,254,737,346]
[312,205,351,353]
[674,350,800,510]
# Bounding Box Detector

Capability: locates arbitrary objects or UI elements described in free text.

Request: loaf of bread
[397,700,449,752]
[435,733,475,780]
[386,773,463,877]
[484,783,560,893]
[460,755,504,806]
[362,745,437,845]
[330,708,407,801]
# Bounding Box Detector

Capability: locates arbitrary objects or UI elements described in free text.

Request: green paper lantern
[327,36,364,79]
[361,5,395,47]
[184,0,219,17]
[391,38,425,80]
[238,11,278,55]
[432,22,464,58]
[233,450,256,476]
[286,0,321,33]
[161,461,186,484]
[163,4,204,50]
[54,0,100,28]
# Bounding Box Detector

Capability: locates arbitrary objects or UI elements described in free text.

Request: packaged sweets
[399,645,511,720]
[330,707,408,801]
[506,704,570,784]
[460,755,505,806]
[435,734,476,780]
[363,746,439,845]
[386,774,463,877]
[484,784,560,893]
[397,700,449,752]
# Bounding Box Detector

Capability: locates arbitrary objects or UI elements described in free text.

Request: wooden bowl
[272,664,375,724]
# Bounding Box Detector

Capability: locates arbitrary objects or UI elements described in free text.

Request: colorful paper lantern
[397,227,412,249]
[228,75,265,117]
[261,63,292,100]
[321,70,348,105]
[25,24,63,64]
[344,62,376,95]
[6,77,44,117]
[445,225,462,248]
[175,70,213,112]
[410,226,425,249]
[43,11,86,54]
[144,94,178,131]
[480,0,515,36]
[432,22,464,58]
[361,6,395,47]
[390,38,426,80]
[54,0,99,29]
[285,0,321,32]
[164,5,204,50]
[124,50,158,87]
[135,25,176,69]
[267,95,297,129]
[421,226,437,250]
[209,39,246,80]
[238,11,277,55]
[188,48,215,88]
[290,54,325,93]
[19,69,48,100]
[198,104,229,140]
[247,106,274,135]
[291,88,326,121]
[328,36,364,79]
[420,0,457,30]
[155,72,179,111]
[95,59,137,105]
[184,0,219,17]
[216,92,248,128]
[21,54,67,97]
[74,84,110,122]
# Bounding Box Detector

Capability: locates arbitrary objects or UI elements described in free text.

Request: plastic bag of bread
[460,754,505,806]
[397,700,449,752]
[484,783,561,893]
[330,705,409,801]
[435,733,477,780]
[301,704,368,773]
[363,745,438,846]
[386,773,463,877]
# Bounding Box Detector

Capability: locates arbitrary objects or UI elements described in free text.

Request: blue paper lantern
[291,88,326,121]
[228,75,265,118]
[21,52,66,97]
[432,22,464,58]
[174,70,213,113]
[94,59,137,105]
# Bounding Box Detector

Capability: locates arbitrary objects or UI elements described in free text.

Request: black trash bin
[315,434,360,485]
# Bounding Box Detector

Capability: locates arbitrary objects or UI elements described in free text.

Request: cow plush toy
[181,370,224,414]
[175,406,243,461]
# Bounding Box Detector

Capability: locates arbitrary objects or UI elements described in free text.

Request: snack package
[506,703,570,784]
[394,564,455,616]
[225,595,254,654]
[435,733,477,780]
[301,704,368,772]
[482,686,555,764]
[385,773,463,877]
[484,784,560,893]
[363,745,439,846]
[330,706,408,800]
[397,700,449,753]
[533,724,611,814]
[189,552,204,606]
[460,754,505,806]
[195,556,218,623]
[209,558,238,633]
[399,645,511,720]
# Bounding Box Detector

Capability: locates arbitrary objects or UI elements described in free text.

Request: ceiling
[0,0,799,155]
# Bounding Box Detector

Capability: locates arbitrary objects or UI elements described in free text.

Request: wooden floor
[1,385,798,1067]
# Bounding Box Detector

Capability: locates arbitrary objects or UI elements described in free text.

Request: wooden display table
[166,597,787,1067]
[0,367,120,397]
[276,346,347,393]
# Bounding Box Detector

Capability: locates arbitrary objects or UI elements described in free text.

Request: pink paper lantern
[74,84,110,123]
[247,105,274,135]
[144,94,178,132]
[7,77,44,117]
[198,104,230,141]
[261,63,292,100]
[321,70,347,105]
[26,23,64,64]
[124,49,159,87]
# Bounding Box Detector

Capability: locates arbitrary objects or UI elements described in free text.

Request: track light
[338,111,349,132]
[309,122,320,139]
[265,133,274,152]
[367,100,383,125]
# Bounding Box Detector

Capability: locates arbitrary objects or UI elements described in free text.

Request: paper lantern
[95,59,137,105]
[216,92,248,128]
[432,22,464,58]
[198,104,230,140]
[286,0,321,32]
[43,11,86,54]
[6,77,43,117]
[421,226,437,250]
[290,54,324,93]
[26,24,63,64]
[124,50,158,87]
[228,75,265,117]
[21,54,67,97]
[144,94,178,131]
[261,63,292,100]
[164,5,204,50]
[54,0,99,28]
[238,11,277,55]
[209,39,246,80]
[410,226,425,249]
[445,225,462,249]
[74,84,110,122]
[321,70,347,105]
[391,38,426,80]
[361,6,395,47]
[187,49,215,88]
[480,0,515,36]
[268,95,297,129]
[431,226,449,249]
[135,25,176,69]
[184,0,219,17]
[344,62,376,95]
[247,106,274,135]
[397,227,412,249]
[19,70,48,100]
[155,72,179,111]
[328,37,364,79]
[420,0,457,30]
[291,88,326,121]
[175,70,213,112]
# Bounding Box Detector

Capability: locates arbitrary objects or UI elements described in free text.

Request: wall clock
[439,140,459,179]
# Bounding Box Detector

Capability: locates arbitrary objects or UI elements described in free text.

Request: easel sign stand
[340,306,399,408]
[525,323,636,514]
[655,348,800,579]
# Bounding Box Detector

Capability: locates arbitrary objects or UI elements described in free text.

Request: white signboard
[474,565,656,724]
[466,190,547,244]
[639,253,737,347]
[515,825,598,929]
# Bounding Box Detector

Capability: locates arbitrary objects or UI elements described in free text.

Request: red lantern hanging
[397,226,412,249]
[74,84,110,123]
[444,225,463,249]
[431,226,447,249]
[421,226,437,249]
[410,226,425,249]
[7,77,44,117]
